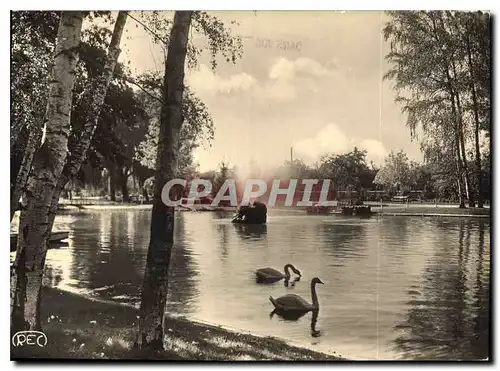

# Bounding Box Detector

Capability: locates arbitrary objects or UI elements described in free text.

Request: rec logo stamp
[12,331,47,348]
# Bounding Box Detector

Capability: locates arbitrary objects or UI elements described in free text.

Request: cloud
[258,79,296,101]
[188,57,337,103]
[359,139,387,164]
[188,64,257,95]
[257,57,336,102]
[294,124,351,160]
[269,57,331,80]
[293,123,387,165]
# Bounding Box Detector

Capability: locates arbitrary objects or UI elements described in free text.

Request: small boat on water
[10,231,70,252]
[306,201,373,218]
[306,204,334,215]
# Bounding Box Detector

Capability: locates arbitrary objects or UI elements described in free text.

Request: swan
[269,277,323,313]
[255,264,301,283]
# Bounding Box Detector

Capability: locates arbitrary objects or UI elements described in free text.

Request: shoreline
[374,212,490,218]
[54,203,491,219]
[11,287,344,361]
[370,205,490,218]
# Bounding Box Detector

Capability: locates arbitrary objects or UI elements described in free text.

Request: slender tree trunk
[472,106,483,208]
[11,12,83,332]
[465,31,484,208]
[11,128,28,195]
[142,185,149,202]
[45,11,128,235]
[136,11,193,350]
[109,165,117,201]
[455,148,466,208]
[11,118,28,155]
[448,91,466,208]
[131,164,136,191]
[456,177,464,207]
[119,168,130,202]
[449,51,474,207]
[454,90,475,207]
[455,126,467,208]
[10,124,44,222]
[430,13,468,208]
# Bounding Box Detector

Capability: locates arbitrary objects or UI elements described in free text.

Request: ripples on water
[10,210,490,360]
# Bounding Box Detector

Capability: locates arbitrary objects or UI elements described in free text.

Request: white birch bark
[10,121,44,222]
[11,12,84,331]
[45,11,129,243]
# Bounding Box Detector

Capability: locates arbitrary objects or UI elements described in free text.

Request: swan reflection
[310,309,321,337]
[269,308,322,338]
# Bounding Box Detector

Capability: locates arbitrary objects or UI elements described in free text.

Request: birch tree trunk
[45,11,128,237]
[11,12,83,331]
[28,16,128,309]
[11,119,28,155]
[10,122,44,222]
[136,11,193,350]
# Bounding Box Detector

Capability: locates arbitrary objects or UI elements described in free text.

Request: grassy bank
[11,287,344,361]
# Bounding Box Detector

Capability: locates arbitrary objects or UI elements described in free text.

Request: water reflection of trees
[216,223,230,262]
[316,221,368,262]
[473,219,489,358]
[165,212,200,315]
[69,211,149,303]
[392,219,490,360]
[43,264,64,288]
[68,212,104,292]
[378,217,411,250]
[42,210,200,314]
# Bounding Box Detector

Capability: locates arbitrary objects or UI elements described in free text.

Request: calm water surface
[11,210,490,360]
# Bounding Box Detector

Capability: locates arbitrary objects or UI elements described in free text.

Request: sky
[116,11,423,172]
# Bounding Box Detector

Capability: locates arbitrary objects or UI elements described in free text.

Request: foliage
[213,161,237,195]
[275,159,310,179]
[11,11,116,147]
[374,150,412,192]
[11,12,135,179]
[11,11,244,203]
[383,11,491,205]
[319,147,371,192]
[133,73,214,176]
[11,11,59,146]
[134,11,243,70]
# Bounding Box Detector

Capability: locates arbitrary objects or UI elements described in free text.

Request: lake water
[10,209,490,360]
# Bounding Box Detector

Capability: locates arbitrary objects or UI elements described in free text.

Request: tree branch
[122,75,163,104]
[127,13,168,49]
